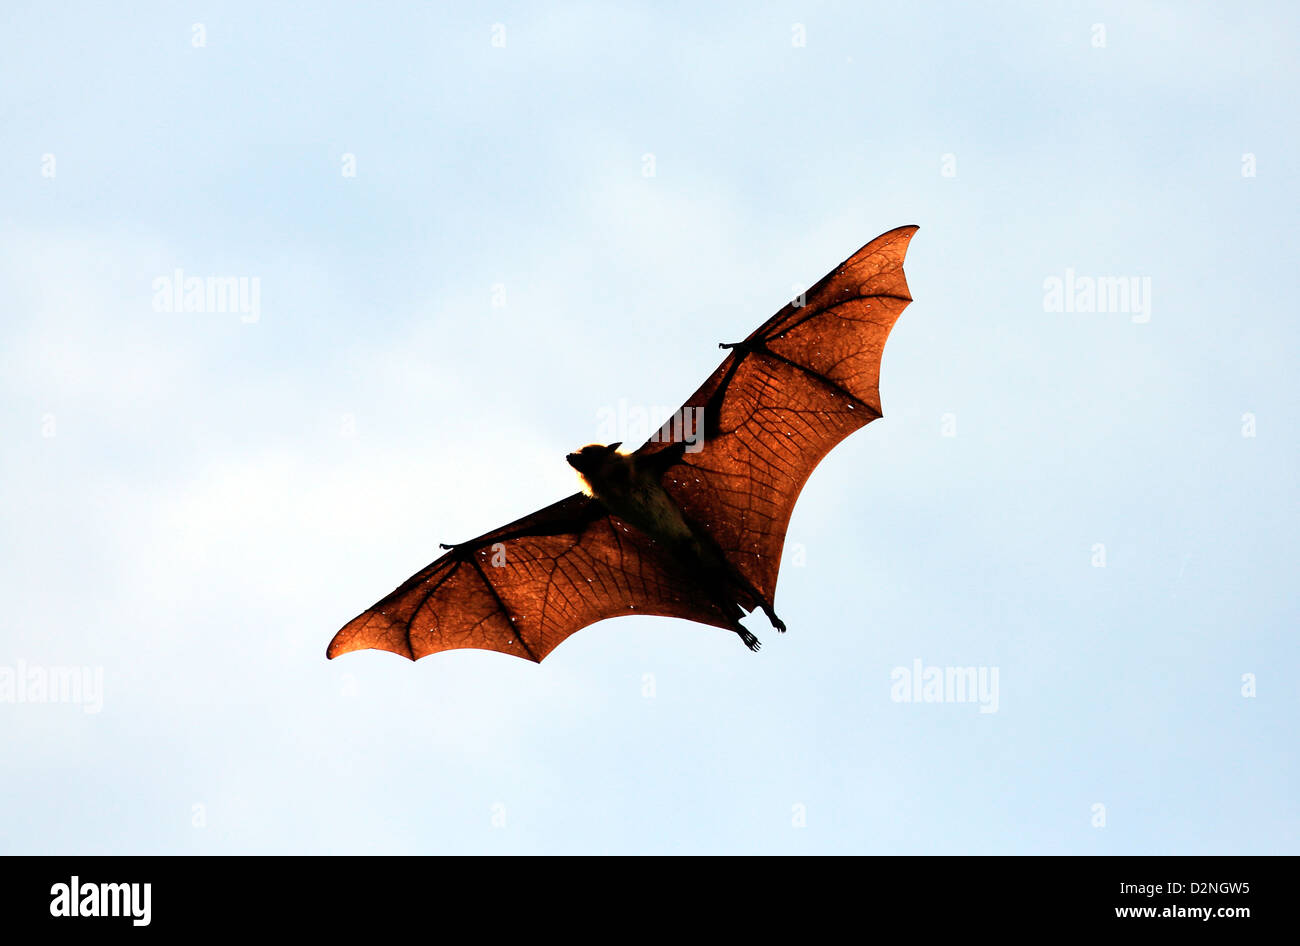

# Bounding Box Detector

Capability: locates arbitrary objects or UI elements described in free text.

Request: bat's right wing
[327,493,739,663]
[637,225,919,614]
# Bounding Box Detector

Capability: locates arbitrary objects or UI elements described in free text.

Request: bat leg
[716,594,761,651]
[724,565,787,634]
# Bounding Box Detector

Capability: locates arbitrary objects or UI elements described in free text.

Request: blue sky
[1,1,1296,853]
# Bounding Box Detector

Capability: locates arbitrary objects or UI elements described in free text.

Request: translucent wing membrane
[640,225,918,605]
[328,494,738,662]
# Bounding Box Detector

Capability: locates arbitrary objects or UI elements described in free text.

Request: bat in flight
[329,225,918,662]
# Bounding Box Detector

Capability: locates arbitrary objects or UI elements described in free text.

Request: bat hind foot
[761,606,787,633]
[737,628,762,652]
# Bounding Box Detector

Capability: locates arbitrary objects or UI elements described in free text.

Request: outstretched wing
[327,493,738,662]
[638,225,918,608]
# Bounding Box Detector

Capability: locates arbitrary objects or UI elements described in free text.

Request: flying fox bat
[328,225,918,662]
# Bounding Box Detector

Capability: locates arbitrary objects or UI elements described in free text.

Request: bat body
[329,225,918,663]
[567,441,776,650]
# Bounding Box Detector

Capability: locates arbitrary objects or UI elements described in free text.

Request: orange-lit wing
[638,225,918,609]
[328,493,738,662]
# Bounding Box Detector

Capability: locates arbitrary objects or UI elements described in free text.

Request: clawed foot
[738,628,762,652]
[763,608,787,633]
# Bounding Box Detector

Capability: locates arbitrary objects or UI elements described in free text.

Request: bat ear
[606,442,623,453]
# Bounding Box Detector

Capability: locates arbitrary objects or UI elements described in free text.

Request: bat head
[566,442,622,476]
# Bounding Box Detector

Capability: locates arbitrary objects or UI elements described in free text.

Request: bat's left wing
[327,493,739,662]
[637,225,919,615]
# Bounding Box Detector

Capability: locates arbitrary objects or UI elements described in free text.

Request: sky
[1,1,1296,854]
